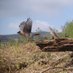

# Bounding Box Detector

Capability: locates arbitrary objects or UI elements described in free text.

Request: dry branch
[41,66,73,73]
[36,38,73,51]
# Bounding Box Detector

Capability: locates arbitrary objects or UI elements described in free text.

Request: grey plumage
[18,18,32,36]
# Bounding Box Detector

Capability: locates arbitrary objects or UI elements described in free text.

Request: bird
[18,18,32,37]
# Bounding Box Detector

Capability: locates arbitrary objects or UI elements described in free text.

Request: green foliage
[63,20,73,38]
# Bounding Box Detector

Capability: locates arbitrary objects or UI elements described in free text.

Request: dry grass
[0,41,73,73]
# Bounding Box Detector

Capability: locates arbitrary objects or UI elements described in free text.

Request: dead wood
[36,38,73,51]
[41,66,73,73]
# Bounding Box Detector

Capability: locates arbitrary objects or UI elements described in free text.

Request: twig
[41,67,73,73]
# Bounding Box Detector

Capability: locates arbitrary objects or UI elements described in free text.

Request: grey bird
[18,18,32,37]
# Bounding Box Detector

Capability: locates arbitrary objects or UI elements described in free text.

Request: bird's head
[17,31,24,36]
[17,31,29,37]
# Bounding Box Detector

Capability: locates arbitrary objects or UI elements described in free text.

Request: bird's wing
[25,18,32,33]
[19,21,26,33]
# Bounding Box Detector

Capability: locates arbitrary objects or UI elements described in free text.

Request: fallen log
[36,38,73,51]
[36,27,73,51]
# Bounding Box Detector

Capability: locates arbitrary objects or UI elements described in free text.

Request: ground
[0,42,73,73]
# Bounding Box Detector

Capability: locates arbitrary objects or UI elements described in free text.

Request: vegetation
[0,38,73,73]
[63,20,73,38]
[0,41,73,73]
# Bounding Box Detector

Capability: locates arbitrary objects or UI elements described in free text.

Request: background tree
[63,20,73,38]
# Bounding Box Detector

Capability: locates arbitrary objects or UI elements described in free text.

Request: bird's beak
[17,31,25,36]
[17,31,21,34]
